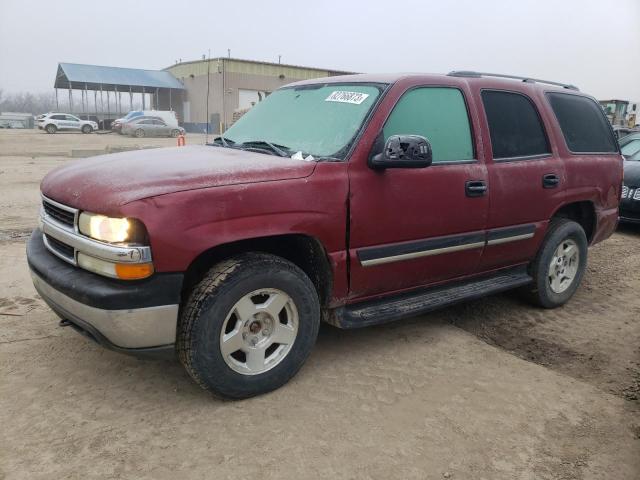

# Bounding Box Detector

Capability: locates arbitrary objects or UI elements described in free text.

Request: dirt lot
[0,129,638,479]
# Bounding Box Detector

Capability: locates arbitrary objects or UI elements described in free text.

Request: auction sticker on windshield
[325,91,370,105]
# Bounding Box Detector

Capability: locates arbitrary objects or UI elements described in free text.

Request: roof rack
[447,71,579,91]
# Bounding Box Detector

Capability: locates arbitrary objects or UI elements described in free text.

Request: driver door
[65,115,81,130]
[348,86,489,299]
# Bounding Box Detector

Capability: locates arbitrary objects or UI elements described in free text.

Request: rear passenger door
[477,89,565,272]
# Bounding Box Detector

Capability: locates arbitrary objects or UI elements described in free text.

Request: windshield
[222,83,383,159]
[621,138,640,160]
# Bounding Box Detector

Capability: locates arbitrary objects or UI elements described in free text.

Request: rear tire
[45,124,57,134]
[522,219,588,308]
[134,128,145,138]
[177,253,320,399]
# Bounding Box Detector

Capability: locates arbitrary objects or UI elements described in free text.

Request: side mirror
[369,134,433,169]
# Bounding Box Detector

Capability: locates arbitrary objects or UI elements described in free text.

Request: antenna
[205,49,211,143]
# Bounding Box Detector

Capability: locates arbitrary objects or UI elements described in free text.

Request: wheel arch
[181,233,333,308]
[551,201,596,243]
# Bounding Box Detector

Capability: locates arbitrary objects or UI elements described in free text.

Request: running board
[331,267,532,329]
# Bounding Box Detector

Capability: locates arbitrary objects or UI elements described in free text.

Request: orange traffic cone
[177,133,186,146]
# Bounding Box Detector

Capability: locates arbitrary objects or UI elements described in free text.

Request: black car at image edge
[620,133,640,223]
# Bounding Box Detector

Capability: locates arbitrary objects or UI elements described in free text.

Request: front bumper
[620,200,640,224]
[27,229,183,357]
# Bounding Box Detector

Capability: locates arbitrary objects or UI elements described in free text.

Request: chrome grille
[42,198,75,227]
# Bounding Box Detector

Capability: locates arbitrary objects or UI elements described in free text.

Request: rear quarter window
[546,93,618,153]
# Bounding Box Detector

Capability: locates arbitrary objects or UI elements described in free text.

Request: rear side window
[546,93,617,153]
[383,87,474,163]
[481,90,550,159]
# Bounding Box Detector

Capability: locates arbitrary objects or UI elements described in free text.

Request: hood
[41,145,317,212]
[624,159,640,186]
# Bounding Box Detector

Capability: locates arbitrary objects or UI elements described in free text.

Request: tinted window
[65,115,79,121]
[51,115,65,120]
[547,93,617,153]
[481,90,550,159]
[383,87,474,162]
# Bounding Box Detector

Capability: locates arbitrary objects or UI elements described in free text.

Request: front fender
[121,164,349,273]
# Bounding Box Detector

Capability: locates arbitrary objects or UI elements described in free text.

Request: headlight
[78,212,147,244]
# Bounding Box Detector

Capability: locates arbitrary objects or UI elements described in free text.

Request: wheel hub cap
[219,288,299,375]
[548,239,579,294]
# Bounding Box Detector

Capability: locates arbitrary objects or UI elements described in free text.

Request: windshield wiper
[209,136,235,148]
[239,140,290,157]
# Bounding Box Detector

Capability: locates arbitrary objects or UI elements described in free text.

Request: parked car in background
[112,110,179,134]
[37,113,98,134]
[28,72,622,399]
[121,116,184,138]
[612,125,640,140]
[619,132,640,223]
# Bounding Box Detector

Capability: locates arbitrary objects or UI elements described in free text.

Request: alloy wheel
[548,239,580,294]
[219,288,298,375]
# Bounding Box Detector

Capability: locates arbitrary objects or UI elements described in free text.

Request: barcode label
[325,91,370,105]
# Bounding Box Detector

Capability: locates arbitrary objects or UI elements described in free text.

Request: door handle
[465,180,487,197]
[542,173,560,189]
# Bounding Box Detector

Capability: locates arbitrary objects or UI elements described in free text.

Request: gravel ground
[0,130,638,479]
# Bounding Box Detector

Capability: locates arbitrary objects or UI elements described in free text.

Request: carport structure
[54,63,184,123]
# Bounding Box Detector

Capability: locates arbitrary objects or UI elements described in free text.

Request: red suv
[28,72,623,398]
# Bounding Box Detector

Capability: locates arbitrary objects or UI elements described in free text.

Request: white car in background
[37,113,98,134]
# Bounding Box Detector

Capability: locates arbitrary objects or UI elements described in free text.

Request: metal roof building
[54,63,185,122]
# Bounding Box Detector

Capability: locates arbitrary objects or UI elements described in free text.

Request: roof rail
[447,71,579,91]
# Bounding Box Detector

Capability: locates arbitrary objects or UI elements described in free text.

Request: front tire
[134,128,145,138]
[171,129,180,138]
[523,219,588,308]
[177,253,320,399]
[81,125,92,134]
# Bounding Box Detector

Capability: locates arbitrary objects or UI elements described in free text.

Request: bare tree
[0,91,56,115]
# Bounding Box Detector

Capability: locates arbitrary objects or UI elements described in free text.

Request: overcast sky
[1,0,638,100]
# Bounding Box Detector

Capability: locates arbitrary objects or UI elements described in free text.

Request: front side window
[481,90,550,159]
[223,83,383,159]
[546,93,618,153]
[383,87,474,163]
